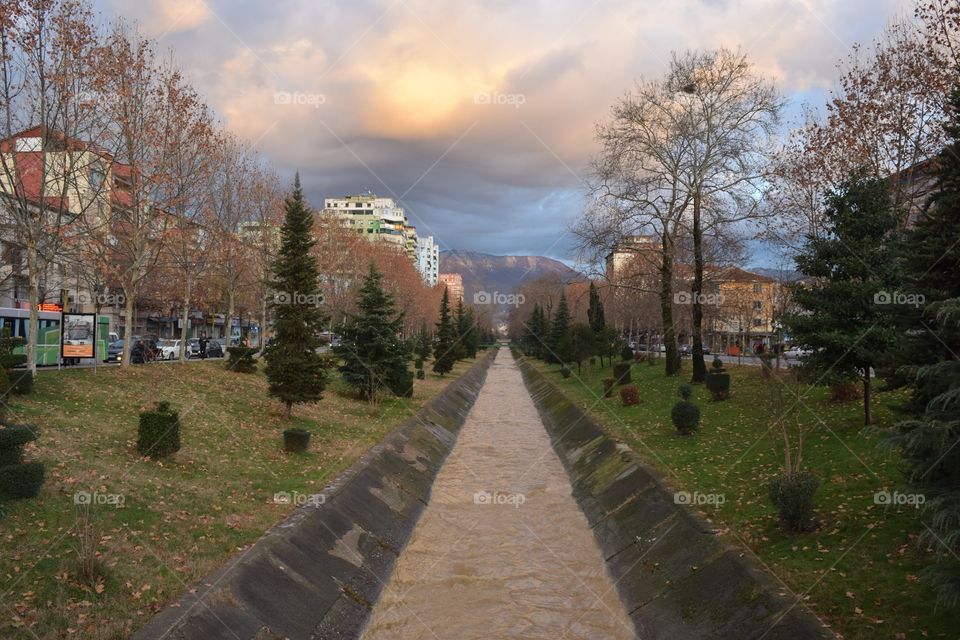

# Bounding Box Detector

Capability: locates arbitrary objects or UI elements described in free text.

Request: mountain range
[439,250,583,302]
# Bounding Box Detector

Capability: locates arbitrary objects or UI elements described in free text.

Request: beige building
[438,272,464,302]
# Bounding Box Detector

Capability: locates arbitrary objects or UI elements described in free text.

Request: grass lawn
[528,355,960,640]
[0,356,479,640]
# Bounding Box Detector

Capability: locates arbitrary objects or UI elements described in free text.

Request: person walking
[199,332,208,360]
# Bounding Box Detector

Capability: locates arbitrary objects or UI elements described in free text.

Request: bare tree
[668,48,783,382]
[0,0,107,375]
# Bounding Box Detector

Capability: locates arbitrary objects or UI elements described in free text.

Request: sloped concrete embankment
[517,357,835,640]
[133,350,498,640]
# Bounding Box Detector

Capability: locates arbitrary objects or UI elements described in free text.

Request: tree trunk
[121,290,135,368]
[691,192,707,383]
[259,288,268,355]
[863,369,872,426]
[660,243,681,376]
[26,244,40,376]
[226,290,235,345]
[179,275,192,361]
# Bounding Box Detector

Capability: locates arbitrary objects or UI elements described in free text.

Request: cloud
[95,0,915,262]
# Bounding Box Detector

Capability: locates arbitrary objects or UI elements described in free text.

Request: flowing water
[361,349,636,639]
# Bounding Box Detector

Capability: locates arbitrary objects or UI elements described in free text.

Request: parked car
[679,344,712,356]
[187,338,224,358]
[105,340,124,363]
[784,345,813,360]
[157,339,182,360]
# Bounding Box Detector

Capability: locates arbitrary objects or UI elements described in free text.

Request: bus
[0,306,112,365]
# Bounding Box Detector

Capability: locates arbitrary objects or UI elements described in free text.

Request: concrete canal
[360,349,636,639]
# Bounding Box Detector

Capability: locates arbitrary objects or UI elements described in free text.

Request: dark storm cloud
[97,0,913,262]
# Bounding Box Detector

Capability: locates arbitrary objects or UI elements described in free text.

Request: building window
[753,300,762,310]
[753,283,762,293]
[753,318,763,327]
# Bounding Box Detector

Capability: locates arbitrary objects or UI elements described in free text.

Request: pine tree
[521,303,541,356]
[453,298,470,360]
[785,174,903,425]
[415,322,432,362]
[432,288,457,375]
[587,282,606,365]
[879,88,960,606]
[335,263,410,401]
[264,175,328,419]
[547,291,572,364]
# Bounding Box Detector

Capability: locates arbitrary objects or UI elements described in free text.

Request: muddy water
[361,349,636,640]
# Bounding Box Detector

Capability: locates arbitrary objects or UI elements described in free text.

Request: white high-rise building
[416,235,439,286]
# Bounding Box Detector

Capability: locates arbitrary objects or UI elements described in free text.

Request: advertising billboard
[62,313,96,358]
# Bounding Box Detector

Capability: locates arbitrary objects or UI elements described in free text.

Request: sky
[96,0,914,266]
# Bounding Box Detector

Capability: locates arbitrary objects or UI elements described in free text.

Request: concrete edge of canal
[516,354,837,640]
[131,348,499,640]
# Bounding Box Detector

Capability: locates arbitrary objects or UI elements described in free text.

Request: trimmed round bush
[612,362,632,386]
[602,378,615,398]
[415,368,425,380]
[137,401,181,458]
[830,379,862,402]
[769,471,819,532]
[0,461,45,500]
[225,347,257,373]
[414,358,424,370]
[705,357,731,400]
[560,366,572,378]
[619,384,640,406]
[620,345,633,362]
[283,428,311,453]
[671,384,700,435]
[0,425,39,467]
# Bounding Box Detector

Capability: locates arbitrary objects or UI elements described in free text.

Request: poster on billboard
[62,313,96,359]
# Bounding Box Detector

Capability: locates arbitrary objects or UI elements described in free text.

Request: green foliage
[454,299,479,360]
[619,384,640,406]
[705,358,730,400]
[521,302,549,359]
[432,289,457,376]
[785,174,903,425]
[0,424,39,467]
[566,322,596,371]
[0,335,32,394]
[587,282,605,334]
[137,401,181,458]
[768,471,819,532]
[546,292,572,363]
[560,365,571,378]
[415,368,425,380]
[415,323,432,362]
[414,358,423,370]
[612,362,631,386]
[264,176,329,416]
[620,345,633,362]
[336,263,411,401]
[225,347,257,373]
[0,461,45,500]
[671,385,699,434]
[282,428,311,453]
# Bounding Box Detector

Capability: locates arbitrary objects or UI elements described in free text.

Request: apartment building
[323,193,418,261]
[438,272,464,302]
[416,235,439,286]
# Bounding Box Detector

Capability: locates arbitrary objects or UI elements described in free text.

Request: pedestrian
[199,332,208,360]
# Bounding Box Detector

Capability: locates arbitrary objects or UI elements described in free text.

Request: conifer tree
[547,291,572,364]
[264,175,328,419]
[432,288,457,375]
[785,174,902,425]
[880,88,960,606]
[335,262,410,401]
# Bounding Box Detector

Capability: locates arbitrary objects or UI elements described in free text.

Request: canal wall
[132,349,498,640]
[517,356,836,640]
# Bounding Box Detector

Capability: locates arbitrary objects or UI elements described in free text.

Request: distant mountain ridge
[439,250,583,301]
